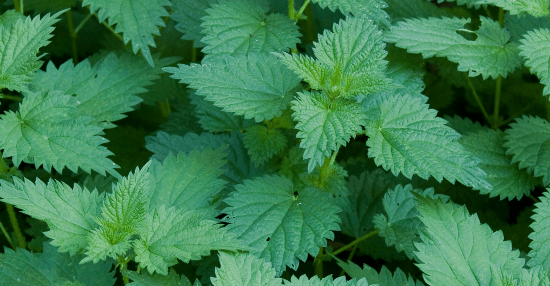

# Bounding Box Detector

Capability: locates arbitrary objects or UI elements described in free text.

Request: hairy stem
[66,10,79,64]
[492,75,502,129]
[295,0,311,21]
[331,229,379,256]
[288,0,295,19]
[6,203,25,249]
[464,73,490,123]
[315,247,324,278]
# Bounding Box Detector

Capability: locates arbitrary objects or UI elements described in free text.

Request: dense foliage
[1,0,550,285]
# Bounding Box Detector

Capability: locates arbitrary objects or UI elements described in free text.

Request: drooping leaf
[459,129,537,200]
[134,206,242,275]
[165,53,301,122]
[147,147,227,212]
[0,10,65,91]
[476,0,549,17]
[519,28,550,96]
[243,124,287,166]
[504,116,550,186]
[414,195,524,286]
[211,251,282,286]
[200,0,300,55]
[0,177,103,255]
[365,93,490,189]
[0,90,120,177]
[292,91,367,172]
[170,0,216,47]
[82,0,171,66]
[311,0,391,27]
[385,16,522,79]
[223,175,341,274]
[335,257,424,286]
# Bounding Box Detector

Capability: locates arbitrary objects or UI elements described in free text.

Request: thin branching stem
[0,94,23,101]
[74,13,93,35]
[339,244,358,276]
[493,75,502,129]
[6,203,25,249]
[464,73,490,123]
[331,229,379,256]
[530,194,541,204]
[66,10,79,64]
[315,247,324,278]
[288,0,295,19]
[295,0,311,21]
[0,220,15,250]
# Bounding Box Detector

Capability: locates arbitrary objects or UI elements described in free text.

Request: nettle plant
[3,0,550,285]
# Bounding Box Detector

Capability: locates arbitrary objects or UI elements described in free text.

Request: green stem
[464,73,490,123]
[118,256,131,284]
[339,244,358,276]
[0,94,22,101]
[483,6,493,19]
[295,0,311,21]
[74,13,93,35]
[546,96,550,122]
[288,0,295,19]
[19,0,24,15]
[6,203,25,249]
[13,0,21,13]
[497,99,537,128]
[92,12,124,43]
[498,7,504,27]
[314,247,324,278]
[157,99,171,117]
[319,148,339,185]
[530,194,540,203]
[66,10,79,64]
[192,43,197,62]
[0,220,15,250]
[332,229,379,256]
[304,2,315,44]
[492,75,502,129]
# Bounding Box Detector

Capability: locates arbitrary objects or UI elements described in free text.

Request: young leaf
[311,0,391,27]
[200,0,300,55]
[83,162,151,263]
[33,52,179,128]
[414,195,524,286]
[385,16,522,79]
[292,91,367,172]
[243,125,287,166]
[459,129,537,200]
[0,178,103,255]
[373,184,449,259]
[170,0,216,48]
[134,206,242,275]
[0,242,115,286]
[519,28,550,95]
[165,53,301,122]
[148,147,227,212]
[335,257,424,286]
[82,0,171,66]
[476,0,549,17]
[365,93,490,190]
[0,10,64,91]
[518,266,550,286]
[223,175,341,274]
[0,90,120,177]
[284,275,370,286]
[278,15,392,98]
[211,252,282,286]
[504,116,550,186]
[528,190,550,272]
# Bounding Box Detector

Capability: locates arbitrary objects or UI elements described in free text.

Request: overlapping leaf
[278,15,391,98]
[459,129,537,199]
[0,90,119,177]
[134,206,242,275]
[82,0,171,66]
[200,0,300,54]
[190,92,254,133]
[125,269,194,286]
[477,0,549,17]
[385,16,522,79]
[211,252,282,286]
[0,10,64,91]
[165,53,301,122]
[243,125,287,166]
[365,93,490,189]
[312,0,391,27]
[519,28,550,95]
[504,116,550,186]
[170,0,216,47]
[293,91,367,172]
[414,195,524,285]
[335,258,424,286]
[528,190,550,271]
[0,177,103,254]
[284,275,370,286]
[223,175,341,274]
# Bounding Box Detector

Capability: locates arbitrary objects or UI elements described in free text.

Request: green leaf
[0,10,64,91]
[414,195,524,286]
[373,184,448,259]
[82,0,171,66]
[134,206,242,275]
[170,0,216,48]
[311,0,391,27]
[459,129,537,200]
[165,53,301,122]
[518,266,550,286]
[504,116,550,186]
[528,190,550,271]
[211,251,282,286]
[125,269,193,286]
[83,162,151,263]
[430,0,481,8]
[335,257,424,286]
[243,125,287,166]
[519,28,550,96]
[278,15,392,98]
[0,10,25,27]
[292,91,367,172]
[148,147,227,212]
[223,175,341,274]
[190,92,255,133]
[365,93,490,189]
[0,90,120,177]
[0,177,103,255]
[200,0,300,55]
[33,52,178,128]
[444,115,485,136]
[284,275,370,286]
[385,16,522,79]
[477,0,549,17]
[0,242,115,286]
